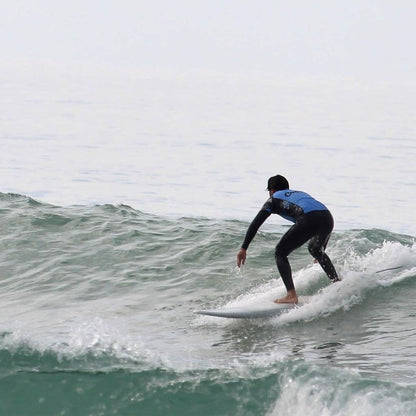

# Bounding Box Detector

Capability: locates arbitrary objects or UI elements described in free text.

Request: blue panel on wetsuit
[273,190,328,213]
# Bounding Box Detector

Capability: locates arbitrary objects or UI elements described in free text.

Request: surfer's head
[267,175,289,192]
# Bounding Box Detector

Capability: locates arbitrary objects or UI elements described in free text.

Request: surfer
[237,174,339,304]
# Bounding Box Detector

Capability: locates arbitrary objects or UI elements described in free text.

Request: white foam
[347,240,415,275]
[196,240,416,326]
[277,241,415,323]
[267,368,416,416]
[0,315,169,370]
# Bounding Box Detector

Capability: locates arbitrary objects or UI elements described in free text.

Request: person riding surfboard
[237,175,340,304]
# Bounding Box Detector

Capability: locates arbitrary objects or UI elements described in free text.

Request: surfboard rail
[195,302,299,319]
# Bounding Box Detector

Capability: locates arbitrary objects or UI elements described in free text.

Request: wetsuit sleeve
[241,209,271,250]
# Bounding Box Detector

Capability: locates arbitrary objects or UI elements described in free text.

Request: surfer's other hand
[237,248,247,267]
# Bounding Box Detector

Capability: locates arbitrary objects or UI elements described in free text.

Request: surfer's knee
[274,245,287,261]
[308,243,323,259]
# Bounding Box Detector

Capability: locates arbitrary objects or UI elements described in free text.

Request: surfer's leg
[307,212,339,282]
[275,222,312,297]
[274,246,294,291]
[308,241,339,281]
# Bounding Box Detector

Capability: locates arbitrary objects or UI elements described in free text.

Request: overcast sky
[2,1,416,80]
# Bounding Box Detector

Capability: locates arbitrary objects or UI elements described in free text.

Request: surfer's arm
[241,209,271,250]
[237,209,270,267]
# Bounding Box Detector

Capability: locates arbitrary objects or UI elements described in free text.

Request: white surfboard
[196,301,301,319]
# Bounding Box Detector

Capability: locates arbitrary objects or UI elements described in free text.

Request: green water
[1,193,415,415]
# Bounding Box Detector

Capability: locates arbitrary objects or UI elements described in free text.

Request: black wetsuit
[241,189,339,291]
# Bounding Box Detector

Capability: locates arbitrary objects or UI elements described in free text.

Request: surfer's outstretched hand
[237,248,246,267]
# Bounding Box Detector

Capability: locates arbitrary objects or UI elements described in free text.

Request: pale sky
[2,0,416,80]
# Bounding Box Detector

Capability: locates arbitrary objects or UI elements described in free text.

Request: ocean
[1,64,416,415]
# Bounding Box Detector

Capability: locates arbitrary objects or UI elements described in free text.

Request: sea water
[0,64,415,415]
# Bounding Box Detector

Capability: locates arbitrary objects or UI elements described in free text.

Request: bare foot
[274,290,298,304]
